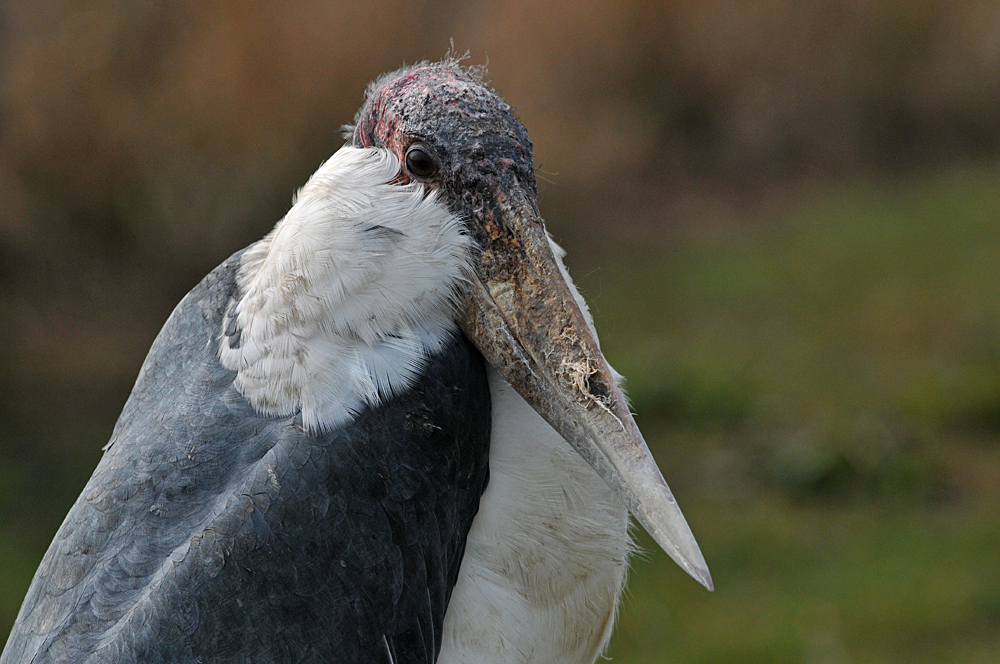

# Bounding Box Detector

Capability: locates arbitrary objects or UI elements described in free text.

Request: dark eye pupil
[405,147,437,177]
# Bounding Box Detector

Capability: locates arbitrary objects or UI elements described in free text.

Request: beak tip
[643,511,713,592]
[695,566,715,593]
[674,544,714,592]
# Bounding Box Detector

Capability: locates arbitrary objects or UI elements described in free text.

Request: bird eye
[405,145,438,178]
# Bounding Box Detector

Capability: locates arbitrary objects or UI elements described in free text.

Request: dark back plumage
[2,251,491,664]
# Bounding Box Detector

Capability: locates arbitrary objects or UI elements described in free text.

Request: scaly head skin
[351,61,712,591]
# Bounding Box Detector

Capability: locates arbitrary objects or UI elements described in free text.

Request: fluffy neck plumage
[218,146,472,432]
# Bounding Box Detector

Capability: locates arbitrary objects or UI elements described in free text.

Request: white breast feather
[218,146,471,432]
[438,239,632,664]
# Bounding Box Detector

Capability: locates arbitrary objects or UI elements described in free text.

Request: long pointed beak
[458,186,713,592]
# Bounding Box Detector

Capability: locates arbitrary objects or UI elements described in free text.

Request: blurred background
[2,0,1000,661]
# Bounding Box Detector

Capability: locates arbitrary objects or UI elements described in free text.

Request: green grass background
[586,165,1000,662]
[3,164,1000,660]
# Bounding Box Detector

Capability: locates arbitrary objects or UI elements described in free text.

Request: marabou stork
[1,61,711,664]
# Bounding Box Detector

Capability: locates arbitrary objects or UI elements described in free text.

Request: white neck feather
[439,238,632,664]
[218,146,472,432]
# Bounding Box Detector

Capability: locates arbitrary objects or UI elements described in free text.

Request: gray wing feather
[2,250,491,664]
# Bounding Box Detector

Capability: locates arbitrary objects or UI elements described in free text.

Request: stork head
[350,62,712,591]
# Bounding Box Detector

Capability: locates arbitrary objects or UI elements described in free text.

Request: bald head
[349,62,536,212]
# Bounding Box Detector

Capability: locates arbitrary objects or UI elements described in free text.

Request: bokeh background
[3,1,1000,661]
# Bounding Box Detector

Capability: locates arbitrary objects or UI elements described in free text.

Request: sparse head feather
[352,61,537,216]
[352,58,490,148]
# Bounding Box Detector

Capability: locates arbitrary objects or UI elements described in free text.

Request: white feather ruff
[218,146,472,432]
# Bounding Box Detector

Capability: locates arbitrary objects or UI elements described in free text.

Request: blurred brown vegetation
[5,0,1000,399]
[3,0,1000,648]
